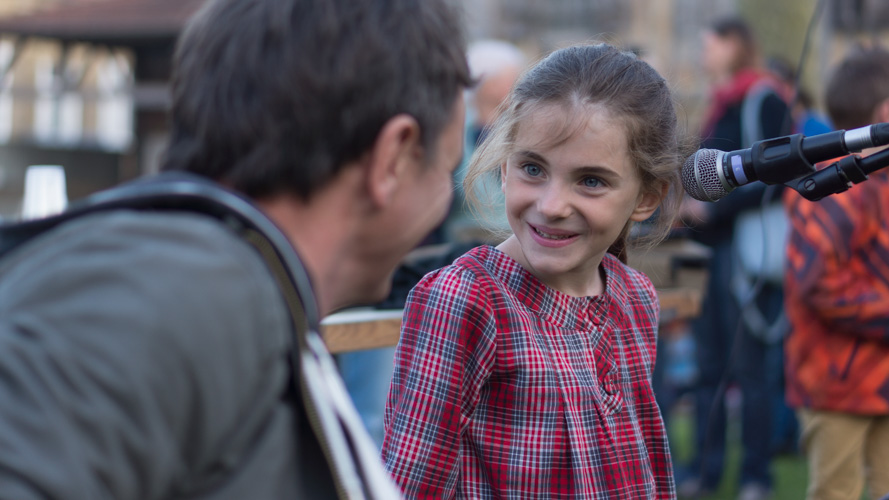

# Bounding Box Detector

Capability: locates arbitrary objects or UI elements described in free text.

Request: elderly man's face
[473,67,521,128]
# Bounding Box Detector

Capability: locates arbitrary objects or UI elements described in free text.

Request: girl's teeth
[534,227,571,240]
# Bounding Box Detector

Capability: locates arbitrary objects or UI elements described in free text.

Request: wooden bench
[321,287,702,354]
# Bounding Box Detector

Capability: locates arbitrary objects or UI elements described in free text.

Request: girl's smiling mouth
[528,223,579,246]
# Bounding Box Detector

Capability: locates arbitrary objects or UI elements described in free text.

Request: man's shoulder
[4,209,242,261]
[1,209,291,356]
[5,209,261,276]
[0,209,300,498]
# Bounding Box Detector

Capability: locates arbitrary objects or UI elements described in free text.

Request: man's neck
[256,185,365,317]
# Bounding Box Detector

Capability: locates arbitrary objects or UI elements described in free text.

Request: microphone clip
[792,152,883,201]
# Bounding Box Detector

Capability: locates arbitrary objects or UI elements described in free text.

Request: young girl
[382,43,685,499]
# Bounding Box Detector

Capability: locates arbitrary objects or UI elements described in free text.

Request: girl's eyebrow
[515,150,548,165]
[575,165,620,178]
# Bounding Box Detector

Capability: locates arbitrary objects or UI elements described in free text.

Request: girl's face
[497,104,660,297]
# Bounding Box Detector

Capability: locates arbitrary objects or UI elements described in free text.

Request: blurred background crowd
[0,0,878,215]
[1,1,888,499]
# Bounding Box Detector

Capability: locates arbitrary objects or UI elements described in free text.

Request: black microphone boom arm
[733,123,889,186]
[682,123,889,202]
[792,147,889,201]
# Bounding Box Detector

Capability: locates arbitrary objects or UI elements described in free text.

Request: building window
[32,51,84,146]
[96,53,132,152]
[0,39,13,143]
[832,0,889,32]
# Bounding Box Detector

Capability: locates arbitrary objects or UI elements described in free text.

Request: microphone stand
[790,147,889,201]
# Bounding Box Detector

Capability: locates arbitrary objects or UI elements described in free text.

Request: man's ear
[630,183,667,222]
[365,114,422,208]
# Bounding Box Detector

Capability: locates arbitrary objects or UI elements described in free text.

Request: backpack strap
[741,80,777,147]
[735,83,791,342]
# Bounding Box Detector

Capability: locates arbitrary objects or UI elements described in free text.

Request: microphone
[682,123,889,201]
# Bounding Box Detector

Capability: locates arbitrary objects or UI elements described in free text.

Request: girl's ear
[500,162,508,192]
[630,183,667,222]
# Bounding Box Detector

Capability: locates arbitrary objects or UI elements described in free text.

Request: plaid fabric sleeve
[381,265,497,498]
[635,273,660,370]
[627,271,675,498]
[786,189,889,342]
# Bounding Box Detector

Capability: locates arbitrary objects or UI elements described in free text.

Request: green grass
[668,402,809,500]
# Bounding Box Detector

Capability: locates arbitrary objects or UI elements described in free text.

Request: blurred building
[0,0,205,219]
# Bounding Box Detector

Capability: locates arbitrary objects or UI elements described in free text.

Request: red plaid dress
[382,245,674,499]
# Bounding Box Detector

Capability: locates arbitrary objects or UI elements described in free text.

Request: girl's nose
[536,183,572,219]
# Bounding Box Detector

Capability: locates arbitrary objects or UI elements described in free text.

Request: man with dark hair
[0,0,470,498]
[784,44,889,500]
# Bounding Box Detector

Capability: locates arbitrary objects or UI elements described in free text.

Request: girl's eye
[582,177,602,188]
[522,164,542,177]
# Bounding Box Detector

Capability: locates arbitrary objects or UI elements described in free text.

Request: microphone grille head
[680,149,729,202]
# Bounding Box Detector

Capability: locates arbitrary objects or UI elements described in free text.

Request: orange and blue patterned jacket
[784,168,889,414]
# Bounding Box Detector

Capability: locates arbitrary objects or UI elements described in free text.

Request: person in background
[784,44,889,500]
[760,54,833,458]
[791,88,833,136]
[678,16,792,500]
[766,56,834,137]
[383,42,688,498]
[0,0,471,497]
[444,39,528,244]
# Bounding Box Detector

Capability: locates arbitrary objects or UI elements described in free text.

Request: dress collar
[464,245,632,330]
